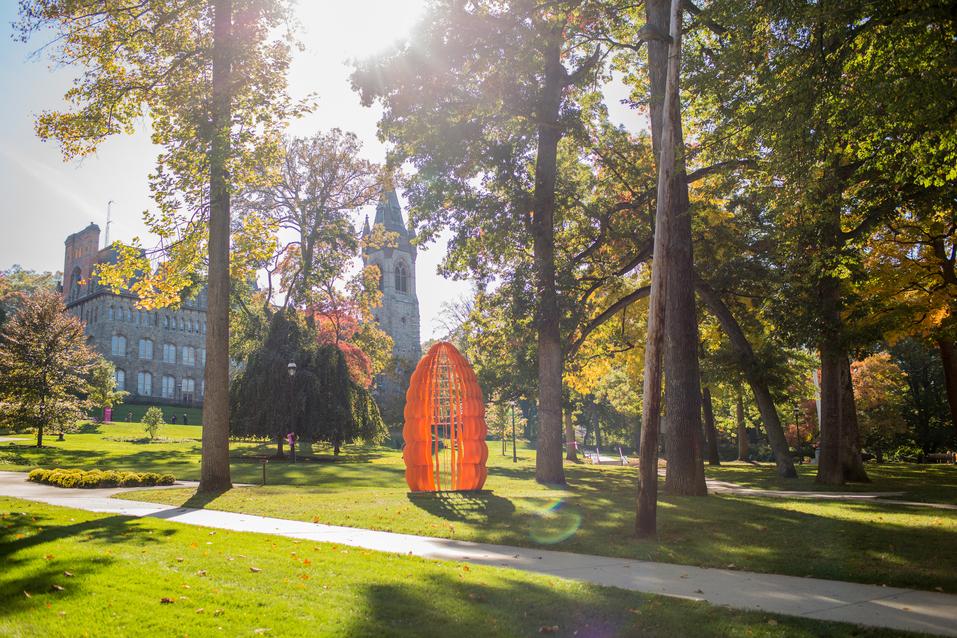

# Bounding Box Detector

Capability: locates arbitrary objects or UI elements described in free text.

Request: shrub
[142,406,166,440]
[28,468,175,488]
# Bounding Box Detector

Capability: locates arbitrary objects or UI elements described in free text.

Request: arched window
[138,338,153,360]
[394,260,409,294]
[161,375,176,399]
[137,371,152,396]
[163,343,176,363]
[181,346,195,366]
[108,306,115,321]
[111,335,127,357]
[115,369,126,391]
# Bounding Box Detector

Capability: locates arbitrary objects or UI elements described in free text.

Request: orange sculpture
[403,342,488,492]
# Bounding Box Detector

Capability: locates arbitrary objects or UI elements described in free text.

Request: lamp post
[287,361,297,463]
[792,403,802,463]
[511,402,517,463]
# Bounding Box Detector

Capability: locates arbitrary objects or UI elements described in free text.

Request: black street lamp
[287,361,297,463]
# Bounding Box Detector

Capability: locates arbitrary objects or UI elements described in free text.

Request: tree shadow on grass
[0,509,175,617]
[407,491,517,524]
[343,569,873,638]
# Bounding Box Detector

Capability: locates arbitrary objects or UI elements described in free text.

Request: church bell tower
[362,189,422,365]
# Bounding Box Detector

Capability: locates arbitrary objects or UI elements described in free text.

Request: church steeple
[362,187,421,366]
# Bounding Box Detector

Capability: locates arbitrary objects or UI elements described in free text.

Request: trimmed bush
[28,468,175,489]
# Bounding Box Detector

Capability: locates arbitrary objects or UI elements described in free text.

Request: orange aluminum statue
[403,342,488,491]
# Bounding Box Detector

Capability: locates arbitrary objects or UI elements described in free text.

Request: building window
[125,307,132,321]
[111,335,127,357]
[182,378,195,402]
[163,315,169,329]
[201,321,206,334]
[199,348,206,367]
[69,267,82,301]
[115,369,126,391]
[108,306,115,321]
[180,317,186,331]
[138,338,153,360]
[395,261,409,294]
[161,375,175,399]
[137,371,152,396]
[163,343,176,363]
[182,346,195,366]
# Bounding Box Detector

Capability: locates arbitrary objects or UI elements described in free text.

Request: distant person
[127,411,133,422]
[170,415,177,424]
[183,413,188,425]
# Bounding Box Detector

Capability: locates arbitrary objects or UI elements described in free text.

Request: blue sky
[0,2,642,340]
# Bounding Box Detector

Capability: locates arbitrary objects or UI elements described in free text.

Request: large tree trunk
[938,338,957,441]
[637,0,682,537]
[564,401,578,462]
[702,387,720,465]
[532,32,566,485]
[735,390,749,461]
[817,342,845,484]
[199,0,233,493]
[840,356,870,482]
[696,283,797,477]
[646,0,706,497]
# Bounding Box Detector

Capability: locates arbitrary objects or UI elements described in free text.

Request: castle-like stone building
[362,190,422,411]
[62,223,207,406]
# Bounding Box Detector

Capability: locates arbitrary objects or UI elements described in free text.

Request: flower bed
[28,468,175,488]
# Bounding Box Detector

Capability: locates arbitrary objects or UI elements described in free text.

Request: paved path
[1,472,955,636]
[705,478,957,511]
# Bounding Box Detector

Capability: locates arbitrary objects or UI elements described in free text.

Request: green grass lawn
[704,462,957,505]
[0,497,916,637]
[3,424,956,594]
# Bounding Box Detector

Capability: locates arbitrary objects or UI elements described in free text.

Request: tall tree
[353,0,607,485]
[641,0,707,496]
[18,0,303,491]
[0,290,97,447]
[685,0,957,484]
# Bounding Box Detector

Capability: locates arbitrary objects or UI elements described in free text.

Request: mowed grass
[704,462,957,505]
[4,424,956,593]
[0,497,910,638]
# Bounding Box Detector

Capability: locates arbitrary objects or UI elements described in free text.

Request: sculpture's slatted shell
[403,342,488,491]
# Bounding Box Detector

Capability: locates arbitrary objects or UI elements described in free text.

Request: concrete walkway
[705,478,957,511]
[2,473,955,635]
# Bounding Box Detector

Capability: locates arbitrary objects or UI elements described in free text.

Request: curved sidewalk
[1,471,955,637]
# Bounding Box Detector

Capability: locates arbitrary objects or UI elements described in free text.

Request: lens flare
[528,499,582,544]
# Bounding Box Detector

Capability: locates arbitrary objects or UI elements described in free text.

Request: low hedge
[28,468,175,489]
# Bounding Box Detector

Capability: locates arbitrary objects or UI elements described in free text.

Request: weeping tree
[230,311,386,456]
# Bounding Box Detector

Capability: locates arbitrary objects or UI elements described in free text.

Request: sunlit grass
[3,424,956,593]
[0,497,909,638]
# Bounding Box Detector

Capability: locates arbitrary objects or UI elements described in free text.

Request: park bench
[926,452,955,464]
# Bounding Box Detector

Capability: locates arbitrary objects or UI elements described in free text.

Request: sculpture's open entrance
[430,347,458,491]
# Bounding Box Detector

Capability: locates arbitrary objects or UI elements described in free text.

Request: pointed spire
[362,213,371,237]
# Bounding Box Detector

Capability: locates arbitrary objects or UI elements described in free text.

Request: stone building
[62,223,207,406]
[362,190,422,416]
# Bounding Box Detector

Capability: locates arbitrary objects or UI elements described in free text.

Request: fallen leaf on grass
[196,608,205,614]
[467,593,486,602]
[250,567,262,573]
[176,557,184,563]
[23,591,31,599]
[213,609,224,617]
[160,598,175,604]
[63,571,74,578]
[767,619,778,626]
[196,570,207,577]
[539,625,559,634]
[50,585,64,592]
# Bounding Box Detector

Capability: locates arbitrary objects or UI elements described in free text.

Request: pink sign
[104,407,112,423]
